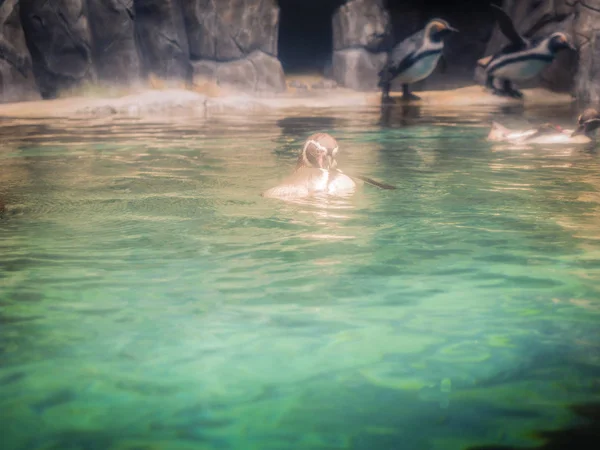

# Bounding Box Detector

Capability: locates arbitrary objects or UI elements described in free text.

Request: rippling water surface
[1,104,599,450]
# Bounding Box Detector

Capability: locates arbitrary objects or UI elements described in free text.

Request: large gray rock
[133,0,192,81]
[331,0,391,90]
[192,50,286,93]
[332,0,391,52]
[87,0,141,85]
[19,0,95,99]
[183,0,279,61]
[0,0,40,102]
[331,48,387,91]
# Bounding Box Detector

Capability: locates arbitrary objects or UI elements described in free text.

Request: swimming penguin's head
[548,32,576,54]
[571,108,600,137]
[297,133,339,171]
[426,19,459,43]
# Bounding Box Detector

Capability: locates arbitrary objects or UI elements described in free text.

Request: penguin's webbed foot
[381,95,396,105]
[507,88,524,99]
[400,92,421,102]
[492,87,523,98]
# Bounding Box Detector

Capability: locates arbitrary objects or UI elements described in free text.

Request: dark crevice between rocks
[278,0,343,75]
[580,1,600,13]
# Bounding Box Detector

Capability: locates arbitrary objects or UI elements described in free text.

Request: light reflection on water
[1,104,599,450]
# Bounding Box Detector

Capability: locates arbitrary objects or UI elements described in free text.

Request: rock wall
[0,0,286,103]
[88,1,141,85]
[1,0,599,103]
[0,0,40,102]
[476,0,600,102]
[573,0,600,104]
[331,0,391,91]
[134,0,191,82]
[184,0,285,94]
[20,0,95,99]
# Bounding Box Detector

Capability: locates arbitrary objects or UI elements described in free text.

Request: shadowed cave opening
[277,0,344,75]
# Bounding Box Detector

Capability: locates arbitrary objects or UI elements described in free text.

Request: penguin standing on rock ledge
[378,19,459,103]
[478,4,576,99]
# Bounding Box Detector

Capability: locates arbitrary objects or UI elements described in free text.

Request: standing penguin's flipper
[439,53,448,74]
[490,4,527,48]
[401,84,421,102]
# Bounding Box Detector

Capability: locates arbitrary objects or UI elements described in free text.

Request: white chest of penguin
[399,52,442,84]
[493,58,552,81]
[303,169,356,195]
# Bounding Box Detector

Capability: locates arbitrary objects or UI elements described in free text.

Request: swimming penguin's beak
[447,25,459,33]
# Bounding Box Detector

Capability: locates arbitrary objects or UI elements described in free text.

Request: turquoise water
[1,105,599,450]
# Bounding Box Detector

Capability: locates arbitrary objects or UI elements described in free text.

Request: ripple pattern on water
[1,107,599,450]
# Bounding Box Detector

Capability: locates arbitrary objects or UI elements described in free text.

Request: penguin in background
[378,18,459,103]
[478,3,576,99]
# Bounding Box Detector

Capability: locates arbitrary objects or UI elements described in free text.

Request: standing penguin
[378,19,458,103]
[478,4,576,99]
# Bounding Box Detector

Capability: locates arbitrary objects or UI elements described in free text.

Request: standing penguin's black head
[296,133,339,171]
[547,32,576,54]
[571,108,600,138]
[426,19,459,43]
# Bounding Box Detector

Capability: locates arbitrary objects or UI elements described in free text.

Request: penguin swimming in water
[487,108,600,144]
[478,4,576,99]
[262,133,396,200]
[378,18,458,103]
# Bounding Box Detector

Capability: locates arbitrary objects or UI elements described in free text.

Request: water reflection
[379,103,422,128]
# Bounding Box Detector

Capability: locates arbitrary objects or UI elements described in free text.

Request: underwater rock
[19,0,94,99]
[133,0,192,82]
[191,50,286,94]
[0,0,40,102]
[87,0,141,86]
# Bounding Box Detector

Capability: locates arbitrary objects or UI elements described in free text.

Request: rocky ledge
[0,85,575,122]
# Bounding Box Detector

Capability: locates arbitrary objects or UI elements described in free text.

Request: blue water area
[1,104,599,450]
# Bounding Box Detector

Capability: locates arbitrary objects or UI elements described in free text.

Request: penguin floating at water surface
[378,18,458,103]
[262,133,396,200]
[487,108,600,145]
[478,3,576,99]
